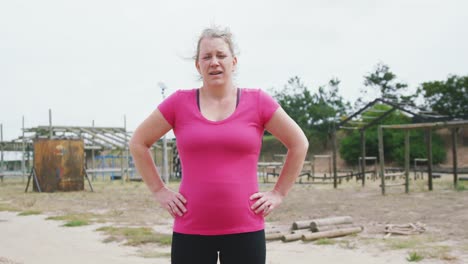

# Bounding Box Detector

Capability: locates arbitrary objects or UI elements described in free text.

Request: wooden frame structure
[330,98,448,189]
[378,120,468,195]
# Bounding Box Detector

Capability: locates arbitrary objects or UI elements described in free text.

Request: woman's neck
[200,83,236,100]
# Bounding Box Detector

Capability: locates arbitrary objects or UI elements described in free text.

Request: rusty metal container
[33,139,84,192]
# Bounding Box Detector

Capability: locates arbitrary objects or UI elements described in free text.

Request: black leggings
[171,230,266,264]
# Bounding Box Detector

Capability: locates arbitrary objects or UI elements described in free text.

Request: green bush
[392,131,446,165]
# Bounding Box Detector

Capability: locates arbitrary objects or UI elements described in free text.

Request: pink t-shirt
[158,88,280,235]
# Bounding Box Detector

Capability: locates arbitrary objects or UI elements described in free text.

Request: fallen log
[265,232,285,241]
[302,226,363,241]
[281,230,310,242]
[292,220,313,230]
[311,223,361,233]
[309,216,353,230]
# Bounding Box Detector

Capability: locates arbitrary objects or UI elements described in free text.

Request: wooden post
[331,131,338,189]
[0,124,4,180]
[404,129,410,194]
[302,227,363,241]
[120,149,124,183]
[426,129,433,191]
[360,130,366,186]
[22,117,26,182]
[91,120,95,181]
[159,82,169,184]
[311,156,315,179]
[49,109,53,139]
[378,126,385,195]
[452,128,458,188]
[124,115,129,180]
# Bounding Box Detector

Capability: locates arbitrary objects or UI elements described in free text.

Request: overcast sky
[1,0,467,140]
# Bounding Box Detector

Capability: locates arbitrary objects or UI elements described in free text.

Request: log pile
[266,216,363,242]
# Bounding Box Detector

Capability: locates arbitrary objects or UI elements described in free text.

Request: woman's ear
[232,56,238,71]
[195,60,201,74]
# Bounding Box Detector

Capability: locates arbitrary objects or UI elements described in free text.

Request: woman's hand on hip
[249,190,284,216]
[154,187,187,218]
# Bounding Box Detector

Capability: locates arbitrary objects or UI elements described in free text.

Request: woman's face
[196,37,237,87]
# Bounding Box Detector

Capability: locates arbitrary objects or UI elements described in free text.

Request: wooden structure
[378,120,468,194]
[330,98,448,189]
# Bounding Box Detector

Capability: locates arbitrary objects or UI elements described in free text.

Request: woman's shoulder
[241,88,275,100]
[240,88,261,93]
[165,88,196,100]
[171,88,196,96]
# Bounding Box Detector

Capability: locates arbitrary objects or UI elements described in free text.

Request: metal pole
[22,116,26,182]
[49,109,53,139]
[158,82,169,184]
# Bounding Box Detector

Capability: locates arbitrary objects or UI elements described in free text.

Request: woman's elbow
[129,135,144,154]
[289,136,308,155]
[299,138,309,155]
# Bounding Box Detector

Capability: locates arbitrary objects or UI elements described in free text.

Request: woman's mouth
[209,71,223,76]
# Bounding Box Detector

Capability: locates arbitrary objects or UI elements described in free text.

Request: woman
[129,26,308,264]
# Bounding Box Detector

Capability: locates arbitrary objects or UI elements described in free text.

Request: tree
[417,75,468,119]
[271,76,350,150]
[356,63,412,107]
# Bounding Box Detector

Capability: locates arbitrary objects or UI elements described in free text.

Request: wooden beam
[362,108,396,130]
[331,131,338,189]
[340,126,358,130]
[452,128,458,188]
[337,99,380,128]
[360,130,366,187]
[378,126,385,195]
[405,129,410,194]
[302,227,363,241]
[381,120,468,130]
[426,129,433,191]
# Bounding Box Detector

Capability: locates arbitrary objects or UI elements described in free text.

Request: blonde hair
[194,26,237,61]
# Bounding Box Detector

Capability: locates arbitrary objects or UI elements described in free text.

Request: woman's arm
[250,107,309,216]
[129,109,186,217]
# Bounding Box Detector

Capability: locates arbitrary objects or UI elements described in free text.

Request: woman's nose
[209,57,220,66]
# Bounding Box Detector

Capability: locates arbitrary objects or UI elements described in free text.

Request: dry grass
[96,226,172,246]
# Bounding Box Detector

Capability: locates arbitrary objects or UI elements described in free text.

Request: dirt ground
[0,175,467,263]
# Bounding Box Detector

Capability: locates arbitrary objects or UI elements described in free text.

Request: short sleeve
[258,89,280,126]
[157,90,180,127]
